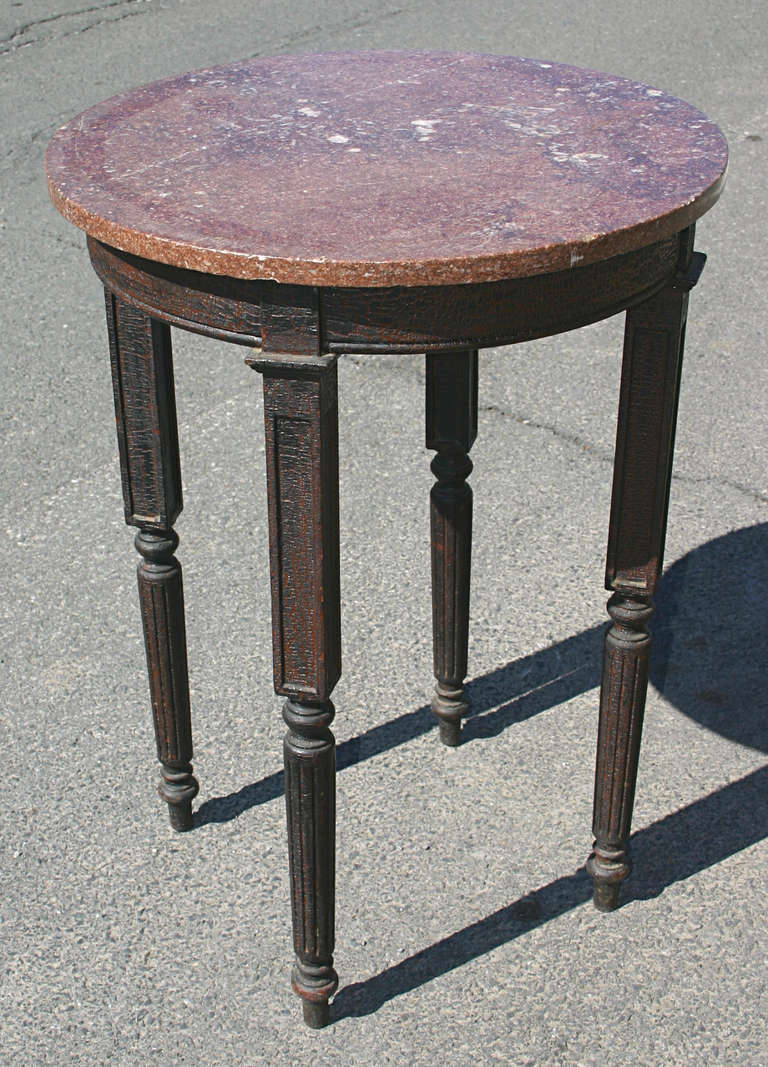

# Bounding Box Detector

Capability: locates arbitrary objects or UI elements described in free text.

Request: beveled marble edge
[47,165,726,287]
[45,50,728,287]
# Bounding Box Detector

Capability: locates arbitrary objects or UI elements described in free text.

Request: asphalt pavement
[1,1,767,1063]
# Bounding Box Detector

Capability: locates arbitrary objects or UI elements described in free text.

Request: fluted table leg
[426,350,478,746]
[105,291,198,830]
[247,353,341,1028]
[588,227,706,908]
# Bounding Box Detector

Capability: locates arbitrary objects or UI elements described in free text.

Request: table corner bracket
[672,250,707,292]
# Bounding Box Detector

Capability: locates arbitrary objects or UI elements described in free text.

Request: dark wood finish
[90,234,685,354]
[426,350,478,745]
[105,292,197,830]
[588,227,699,908]
[47,53,727,286]
[605,228,699,596]
[246,354,341,1024]
[135,529,198,831]
[247,355,342,701]
[105,291,182,528]
[93,220,714,1011]
[322,238,682,352]
[283,698,337,1029]
[261,285,322,357]
[588,592,654,909]
[47,53,727,1028]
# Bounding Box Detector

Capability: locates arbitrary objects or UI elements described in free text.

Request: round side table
[46,51,727,1028]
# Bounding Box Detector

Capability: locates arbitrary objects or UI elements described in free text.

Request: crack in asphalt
[1,0,406,175]
[0,0,152,54]
[3,0,761,511]
[2,0,404,56]
[249,6,405,54]
[9,354,766,534]
[479,402,768,505]
[344,357,767,507]
[480,402,615,462]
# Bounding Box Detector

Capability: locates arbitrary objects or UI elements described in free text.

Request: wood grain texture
[283,698,338,1028]
[90,235,682,354]
[246,355,342,1026]
[426,351,478,745]
[587,593,653,909]
[105,291,196,829]
[323,236,682,351]
[135,530,198,831]
[247,356,341,701]
[105,290,182,528]
[605,227,696,596]
[260,285,321,356]
[590,231,698,907]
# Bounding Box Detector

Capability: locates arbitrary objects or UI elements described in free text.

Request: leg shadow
[197,522,768,826]
[333,763,768,1021]
[195,626,603,825]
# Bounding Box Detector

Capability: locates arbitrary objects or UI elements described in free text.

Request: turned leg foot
[285,697,339,1027]
[159,763,199,832]
[249,353,341,1027]
[588,832,630,911]
[589,593,653,908]
[432,683,468,747]
[136,528,199,832]
[302,1000,330,1030]
[104,290,198,829]
[426,350,477,746]
[590,227,704,906]
[590,874,624,913]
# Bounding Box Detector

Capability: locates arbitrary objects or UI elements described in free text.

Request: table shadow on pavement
[193,627,604,826]
[194,523,768,1022]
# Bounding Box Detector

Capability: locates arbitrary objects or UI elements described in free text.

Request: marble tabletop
[46,51,727,287]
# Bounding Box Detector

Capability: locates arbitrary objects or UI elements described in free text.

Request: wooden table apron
[88,221,701,1026]
[89,232,685,354]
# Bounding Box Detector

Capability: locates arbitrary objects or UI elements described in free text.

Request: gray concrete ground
[2,1,767,1063]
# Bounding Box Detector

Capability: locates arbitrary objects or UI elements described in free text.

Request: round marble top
[46,51,727,287]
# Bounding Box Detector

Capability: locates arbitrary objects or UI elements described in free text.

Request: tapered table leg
[247,353,342,1028]
[426,350,478,746]
[105,291,198,830]
[588,228,706,909]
